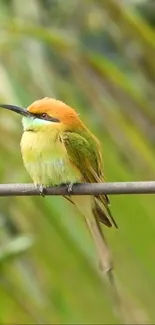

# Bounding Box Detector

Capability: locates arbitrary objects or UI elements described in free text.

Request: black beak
[0,104,33,117]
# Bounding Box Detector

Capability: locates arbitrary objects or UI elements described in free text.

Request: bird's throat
[22,116,54,132]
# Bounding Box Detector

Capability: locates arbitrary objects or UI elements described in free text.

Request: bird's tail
[72,195,113,272]
[94,197,118,228]
[72,195,120,315]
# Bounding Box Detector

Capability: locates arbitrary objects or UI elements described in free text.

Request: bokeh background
[0,0,155,323]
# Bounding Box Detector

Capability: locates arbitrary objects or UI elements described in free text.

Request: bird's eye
[41,113,47,119]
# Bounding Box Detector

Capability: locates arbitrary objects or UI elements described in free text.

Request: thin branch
[0,181,155,196]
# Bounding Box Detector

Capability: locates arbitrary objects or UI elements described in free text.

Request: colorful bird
[0,98,117,274]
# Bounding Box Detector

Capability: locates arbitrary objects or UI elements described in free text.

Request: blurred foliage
[0,0,155,323]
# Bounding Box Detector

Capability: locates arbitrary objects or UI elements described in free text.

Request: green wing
[61,131,117,228]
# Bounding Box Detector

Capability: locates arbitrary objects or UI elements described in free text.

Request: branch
[0,181,155,196]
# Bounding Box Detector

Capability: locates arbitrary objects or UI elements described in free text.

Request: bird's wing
[61,131,117,228]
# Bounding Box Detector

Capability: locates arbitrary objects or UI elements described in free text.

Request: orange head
[27,97,82,130]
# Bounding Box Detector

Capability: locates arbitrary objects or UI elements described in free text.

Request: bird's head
[0,97,82,132]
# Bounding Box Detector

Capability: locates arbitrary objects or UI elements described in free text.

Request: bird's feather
[61,131,117,228]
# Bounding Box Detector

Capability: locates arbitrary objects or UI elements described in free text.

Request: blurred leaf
[0,235,34,263]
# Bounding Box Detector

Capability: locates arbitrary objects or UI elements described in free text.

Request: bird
[0,98,117,275]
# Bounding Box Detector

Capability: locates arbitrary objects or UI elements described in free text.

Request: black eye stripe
[34,113,60,123]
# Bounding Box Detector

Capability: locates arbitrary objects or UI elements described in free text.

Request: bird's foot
[67,183,74,194]
[60,182,79,195]
[66,182,81,194]
[36,184,46,197]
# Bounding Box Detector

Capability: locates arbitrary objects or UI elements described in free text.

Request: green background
[0,0,155,323]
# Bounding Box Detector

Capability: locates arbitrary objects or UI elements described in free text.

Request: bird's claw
[36,184,46,197]
[66,183,73,194]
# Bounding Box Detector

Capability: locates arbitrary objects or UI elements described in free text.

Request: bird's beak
[0,104,33,117]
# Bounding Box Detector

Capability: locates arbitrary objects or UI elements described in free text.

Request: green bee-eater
[0,98,117,275]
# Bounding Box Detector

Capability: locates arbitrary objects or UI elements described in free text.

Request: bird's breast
[20,130,81,185]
